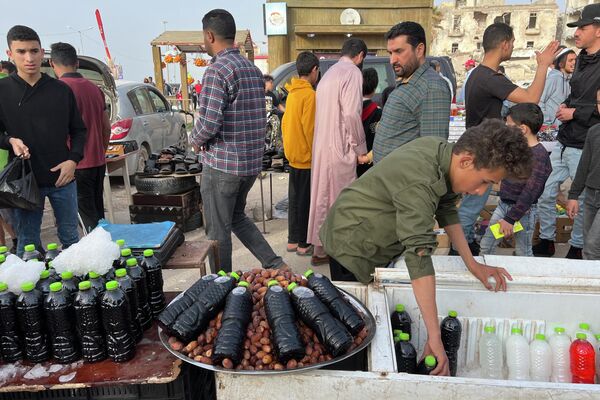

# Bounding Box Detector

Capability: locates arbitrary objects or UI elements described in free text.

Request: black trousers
[74,165,106,233]
[330,257,358,282]
[288,166,311,248]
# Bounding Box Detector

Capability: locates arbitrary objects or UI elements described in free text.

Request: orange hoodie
[281,78,315,169]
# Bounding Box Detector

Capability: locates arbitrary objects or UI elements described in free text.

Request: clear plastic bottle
[549,326,571,383]
[570,332,595,384]
[478,325,503,379]
[506,327,530,381]
[530,333,552,382]
[577,323,598,349]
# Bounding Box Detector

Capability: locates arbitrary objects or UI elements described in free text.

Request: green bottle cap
[49,282,63,292]
[115,268,127,278]
[230,271,240,281]
[0,246,7,254]
[40,270,50,279]
[78,281,91,291]
[393,335,401,343]
[535,333,546,341]
[47,243,58,251]
[484,326,496,333]
[0,282,7,291]
[126,258,137,267]
[554,327,565,334]
[579,322,590,331]
[21,282,35,292]
[116,239,125,247]
[143,249,154,257]
[399,332,410,341]
[121,248,132,257]
[448,310,458,318]
[89,271,100,279]
[238,281,249,288]
[106,280,119,291]
[287,282,298,292]
[217,270,227,277]
[511,327,523,335]
[61,271,73,280]
[395,304,405,312]
[577,333,587,340]
[48,261,53,268]
[393,329,403,337]
[267,280,279,287]
[595,334,600,341]
[424,355,437,368]
[0,255,5,263]
[24,244,35,252]
[304,269,314,278]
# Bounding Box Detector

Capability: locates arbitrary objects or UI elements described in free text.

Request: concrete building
[431,0,560,86]
[562,0,598,48]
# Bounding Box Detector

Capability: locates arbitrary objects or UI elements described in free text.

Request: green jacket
[320,137,461,283]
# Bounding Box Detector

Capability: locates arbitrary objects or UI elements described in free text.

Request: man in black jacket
[534,3,600,259]
[0,26,87,256]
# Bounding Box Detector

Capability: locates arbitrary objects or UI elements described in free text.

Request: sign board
[264,2,287,35]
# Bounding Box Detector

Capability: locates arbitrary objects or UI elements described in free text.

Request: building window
[474,11,488,29]
[494,12,511,25]
[451,43,459,53]
[526,41,534,49]
[452,15,462,32]
[528,12,537,29]
[477,42,481,50]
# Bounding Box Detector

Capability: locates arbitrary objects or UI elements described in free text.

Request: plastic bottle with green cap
[101,279,136,362]
[0,254,5,265]
[303,268,365,335]
[571,332,595,383]
[576,322,598,351]
[0,246,8,256]
[115,268,142,342]
[440,310,461,376]
[16,281,50,362]
[44,243,60,266]
[60,271,80,299]
[125,257,152,331]
[170,269,240,343]
[36,269,54,295]
[530,333,551,381]
[44,280,80,363]
[0,281,23,361]
[88,271,106,295]
[548,326,571,383]
[417,355,438,375]
[22,244,42,262]
[479,325,503,379]
[74,280,107,362]
[506,325,529,380]
[264,278,305,363]
[396,332,417,373]
[212,278,253,366]
[140,248,166,316]
[116,248,133,270]
[391,303,412,338]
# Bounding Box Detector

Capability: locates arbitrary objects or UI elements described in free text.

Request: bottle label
[202,274,218,281]
[270,286,283,293]
[231,287,246,295]
[215,276,230,284]
[294,286,314,298]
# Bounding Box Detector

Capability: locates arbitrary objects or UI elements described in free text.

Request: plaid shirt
[373,63,451,163]
[190,48,266,176]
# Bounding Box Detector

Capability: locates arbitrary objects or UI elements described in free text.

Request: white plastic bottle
[479,325,504,379]
[595,334,600,383]
[549,326,571,383]
[506,327,530,381]
[577,323,598,349]
[530,333,552,382]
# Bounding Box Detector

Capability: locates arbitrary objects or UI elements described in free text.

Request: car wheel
[134,175,197,195]
[177,126,188,151]
[136,145,149,173]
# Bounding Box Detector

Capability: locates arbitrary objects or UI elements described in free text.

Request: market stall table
[103,151,138,223]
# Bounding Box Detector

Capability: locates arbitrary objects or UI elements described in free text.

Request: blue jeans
[536,146,584,248]
[14,181,79,257]
[457,185,493,244]
[479,201,537,256]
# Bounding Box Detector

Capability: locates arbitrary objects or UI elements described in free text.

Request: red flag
[95,9,112,63]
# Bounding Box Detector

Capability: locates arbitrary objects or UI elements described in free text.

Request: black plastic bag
[0,157,42,210]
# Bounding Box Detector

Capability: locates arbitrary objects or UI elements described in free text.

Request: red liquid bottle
[570,332,596,384]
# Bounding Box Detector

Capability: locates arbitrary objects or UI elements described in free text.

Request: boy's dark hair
[554,49,576,70]
[7,25,41,47]
[296,51,319,76]
[50,42,78,67]
[453,119,532,181]
[385,22,427,53]
[506,103,544,135]
[202,9,236,41]
[263,74,274,82]
[341,38,367,59]
[0,61,16,74]
[482,23,514,53]
[381,86,395,107]
[362,68,378,96]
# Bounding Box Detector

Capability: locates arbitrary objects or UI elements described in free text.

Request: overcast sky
[0,0,566,82]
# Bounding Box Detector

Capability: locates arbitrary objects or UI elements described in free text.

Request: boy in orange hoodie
[282,51,319,256]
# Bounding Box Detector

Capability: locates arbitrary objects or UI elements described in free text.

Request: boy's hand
[467,260,513,292]
[357,154,370,164]
[498,219,514,237]
[8,138,30,159]
[422,338,450,376]
[51,160,77,187]
[556,105,575,122]
[536,40,560,68]
[566,199,579,219]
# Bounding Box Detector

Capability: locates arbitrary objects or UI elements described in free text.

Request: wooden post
[267,36,288,72]
[179,53,189,111]
[152,45,165,95]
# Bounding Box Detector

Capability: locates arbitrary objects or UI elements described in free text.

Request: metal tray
[158,287,376,375]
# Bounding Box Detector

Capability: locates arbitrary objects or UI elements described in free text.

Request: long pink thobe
[307,57,367,249]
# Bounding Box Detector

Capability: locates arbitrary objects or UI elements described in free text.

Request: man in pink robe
[307,38,369,267]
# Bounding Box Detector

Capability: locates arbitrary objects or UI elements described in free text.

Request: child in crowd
[357,68,382,177]
[479,104,552,256]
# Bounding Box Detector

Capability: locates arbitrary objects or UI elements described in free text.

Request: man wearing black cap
[534,3,600,259]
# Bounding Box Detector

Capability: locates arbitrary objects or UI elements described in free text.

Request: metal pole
[259,174,267,234]
[269,173,273,220]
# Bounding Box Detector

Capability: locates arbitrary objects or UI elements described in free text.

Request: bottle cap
[143,249,154,257]
[399,332,410,341]
[554,326,565,334]
[126,258,137,267]
[89,271,100,279]
[393,334,401,343]
[217,270,227,277]
[24,244,35,252]
[61,271,73,280]
[535,333,546,341]
[287,282,298,292]
[40,270,50,279]
[121,248,132,257]
[79,281,91,290]
[230,271,240,281]
[21,282,35,292]
[267,280,279,287]
[48,261,53,268]
[238,281,249,288]
[0,246,7,253]
[424,355,437,367]
[49,282,63,292]
[0,282,7,291]
[304,269,314,278]
[577,333,587,340]
[579,322,590,331]
[47,243,58,251]
[0,255,4,263]
[106,280,119,291]
[595,334,600,341]
[511,327,523,335]
[484,326,495,333]
[395,304,405,313]
[116,239,125,247]
[448,310,458,318]
[393,329,403,337]
[115,268,127,278]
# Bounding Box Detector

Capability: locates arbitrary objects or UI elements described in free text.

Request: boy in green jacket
[320,118,532,376]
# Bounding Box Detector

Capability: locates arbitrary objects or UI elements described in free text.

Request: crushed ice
[0,255,45,294]
[58,371,77,382]
[52,227,119,276]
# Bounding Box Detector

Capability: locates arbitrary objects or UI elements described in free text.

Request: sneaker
[532,239,555,257]
[565,246,583,260]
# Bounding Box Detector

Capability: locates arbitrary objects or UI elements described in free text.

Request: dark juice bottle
[140,249,166,317]
[88,271,106,296]
[263,280,305,363]
[60,271,80,299]
[417,355,437,375]
[125,258,152,330]
[395,332,417,373]
[74,281,107,363]
[390,304,412,338]
[101,280,136,362]
[22,244,42,262]
[304,269,365,335]
[115,268,142,342]
[36,269,54,296]
[16,282,50,362]
[44,282,80,363]
[441,310,462,377]
[44,243,60,266]
[0,282,23,362]
[288,282,353,358]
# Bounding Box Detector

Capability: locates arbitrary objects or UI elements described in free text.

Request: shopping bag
[0,157,43,210]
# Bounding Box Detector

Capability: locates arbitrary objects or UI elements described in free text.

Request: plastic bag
[0,157,42,210]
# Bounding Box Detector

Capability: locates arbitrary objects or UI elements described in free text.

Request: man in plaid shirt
[191,9,284,272]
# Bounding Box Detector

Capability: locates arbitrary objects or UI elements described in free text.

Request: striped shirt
[373,62,451,163]
[190,48,266,176]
